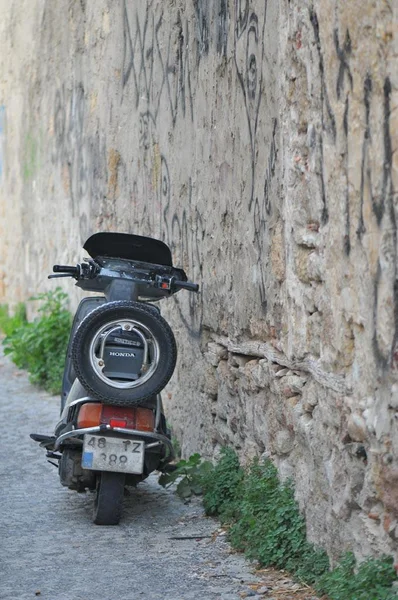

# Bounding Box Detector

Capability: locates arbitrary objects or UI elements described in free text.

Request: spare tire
[71,301,177,406]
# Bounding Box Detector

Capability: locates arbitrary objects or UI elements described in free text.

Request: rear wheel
[93,472,126,525]
[71,301,177,406]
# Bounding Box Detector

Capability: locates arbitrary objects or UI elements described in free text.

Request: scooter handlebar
[48,264,81,280]
[53,265,80,275]
[174,280,199,293]
[49,264,199,291]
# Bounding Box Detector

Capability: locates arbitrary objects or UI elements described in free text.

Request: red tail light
[77,403,155,432]
[109,418,127,428]
[101,405,155,432]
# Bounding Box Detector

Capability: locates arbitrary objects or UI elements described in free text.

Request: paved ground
[0,349,320,600]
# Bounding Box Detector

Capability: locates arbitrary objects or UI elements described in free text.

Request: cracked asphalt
[0,350,265,600]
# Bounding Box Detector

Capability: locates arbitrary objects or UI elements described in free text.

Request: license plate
[82,435,144,474]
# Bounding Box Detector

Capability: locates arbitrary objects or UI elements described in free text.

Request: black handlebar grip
[53,265,79,274]
[174,280,199,293]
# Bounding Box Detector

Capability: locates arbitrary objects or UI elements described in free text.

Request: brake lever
[48,274,75,279]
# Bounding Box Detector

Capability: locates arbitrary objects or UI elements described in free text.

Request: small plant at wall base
[316,552,397,600]
[159,453,213,498]
[202,446,244,523]
[165,420,182,460]
[227,458,330,584]
[171,435,182,460]
[174,448,397,599]
[1,288,71,394]
[0,302,27,336]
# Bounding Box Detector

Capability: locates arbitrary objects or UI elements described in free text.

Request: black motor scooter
[31,232,199,525]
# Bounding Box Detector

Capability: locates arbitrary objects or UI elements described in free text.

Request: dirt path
[0,350,321,600]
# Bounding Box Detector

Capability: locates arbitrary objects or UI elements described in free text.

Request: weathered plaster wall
[0,0,397,561]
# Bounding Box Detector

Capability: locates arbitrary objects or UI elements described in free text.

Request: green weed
[173,448,397,598]
[227,459,329,583]
[202,446,244,523]
[315,552,398,600]
[2,288,71,394]
[159,453,213,498]
[0,302,27,336]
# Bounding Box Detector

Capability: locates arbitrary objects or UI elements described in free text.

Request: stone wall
[0,0,397,561]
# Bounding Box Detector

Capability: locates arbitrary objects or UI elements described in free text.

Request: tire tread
[93,472,125,526]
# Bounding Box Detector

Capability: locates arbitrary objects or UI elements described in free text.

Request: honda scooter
[31,232,199,525]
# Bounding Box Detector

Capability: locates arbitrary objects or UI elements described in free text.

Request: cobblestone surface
[0,350,321,600]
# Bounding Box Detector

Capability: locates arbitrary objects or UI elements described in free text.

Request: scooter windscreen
[83,232,173,266]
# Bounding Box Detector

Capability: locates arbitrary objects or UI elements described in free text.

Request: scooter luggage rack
[56,395,173,456]
[54,425,174,457]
